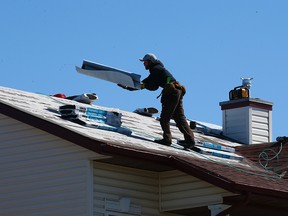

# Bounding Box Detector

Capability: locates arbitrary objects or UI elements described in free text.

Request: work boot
[178,140,195,148]
[154,139,171,146]
[178,140,201,152]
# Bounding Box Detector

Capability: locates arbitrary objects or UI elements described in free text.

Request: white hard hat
[139,53,157,62]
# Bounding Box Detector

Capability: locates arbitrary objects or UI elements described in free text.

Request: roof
[236,142,288,179]
[1,86,288,202]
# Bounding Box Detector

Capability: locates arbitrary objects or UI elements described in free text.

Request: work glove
[117,84,138,91]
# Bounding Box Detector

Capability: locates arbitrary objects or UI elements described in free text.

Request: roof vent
[241,77,253,90]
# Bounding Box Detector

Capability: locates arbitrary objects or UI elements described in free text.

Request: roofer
[119,53,195,148]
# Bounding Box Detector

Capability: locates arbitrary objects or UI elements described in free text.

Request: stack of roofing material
[59,105,132,136]
[197,142,235,152]
[199,147,243,161]
[172,142,243,161]
[194,141,243,161]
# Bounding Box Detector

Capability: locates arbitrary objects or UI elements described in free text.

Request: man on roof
[119,53,195,149]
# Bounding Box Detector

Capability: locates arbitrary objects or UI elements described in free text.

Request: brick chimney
[219,79,273,144]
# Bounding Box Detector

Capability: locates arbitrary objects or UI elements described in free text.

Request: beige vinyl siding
[93,162,162,216]
[0,114,101,216]
[93,163,235,216]
[159,170,234,211]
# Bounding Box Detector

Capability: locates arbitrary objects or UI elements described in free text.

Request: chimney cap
[219,98,273,110]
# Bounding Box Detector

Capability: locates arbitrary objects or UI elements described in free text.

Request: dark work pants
[160,89,195,143]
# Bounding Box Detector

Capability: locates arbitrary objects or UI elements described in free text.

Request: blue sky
[1,0,287,140]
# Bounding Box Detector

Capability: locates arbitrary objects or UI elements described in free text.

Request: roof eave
[1,101,288,200]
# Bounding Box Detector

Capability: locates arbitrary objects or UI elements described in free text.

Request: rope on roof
[258,136,287,177]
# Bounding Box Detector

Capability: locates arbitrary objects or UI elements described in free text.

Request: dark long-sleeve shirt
[142,60,176,91]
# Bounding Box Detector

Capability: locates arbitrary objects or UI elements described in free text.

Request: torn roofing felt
[0,86,288,199]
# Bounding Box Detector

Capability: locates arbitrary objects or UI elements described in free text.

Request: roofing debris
[133,107,159,117]
[53,93,98,104]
